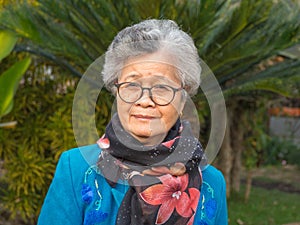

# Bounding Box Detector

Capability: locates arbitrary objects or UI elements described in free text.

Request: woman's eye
[125,82,139,88]
[155,85,170,91]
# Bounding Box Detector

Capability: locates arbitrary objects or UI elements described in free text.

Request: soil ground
[241,164,300,194]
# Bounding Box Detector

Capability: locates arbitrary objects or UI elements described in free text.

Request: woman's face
[116,52,185,146]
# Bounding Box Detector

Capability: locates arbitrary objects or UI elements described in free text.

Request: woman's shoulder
[201,165,226,199]
[195,165,228,225]
[53,144,102,182]
[202,165,225,185]
[38,144,102,225]
[62,144,100,157]
[60,144,101,166]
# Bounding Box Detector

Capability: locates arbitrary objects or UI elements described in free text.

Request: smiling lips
[132,114,157,120]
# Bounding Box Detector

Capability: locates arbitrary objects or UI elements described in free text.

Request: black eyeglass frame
[114,82,184,106]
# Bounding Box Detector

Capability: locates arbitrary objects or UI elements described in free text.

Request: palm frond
[0,0,300,98]
[224,59,300,97]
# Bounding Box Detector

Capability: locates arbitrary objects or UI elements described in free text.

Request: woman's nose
[135,89,155,107]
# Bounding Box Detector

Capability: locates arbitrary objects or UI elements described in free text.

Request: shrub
[263,136,300,166]
[0,62,112,223]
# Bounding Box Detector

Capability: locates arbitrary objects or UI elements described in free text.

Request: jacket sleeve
[37,151,83,225]
[215,170,228,225]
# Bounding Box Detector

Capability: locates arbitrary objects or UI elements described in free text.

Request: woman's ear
[179,90,187,113]
[182,89,187,103]
[112,87,117,96]
[111,79,119,96]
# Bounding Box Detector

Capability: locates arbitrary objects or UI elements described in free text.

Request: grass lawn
[228,185,300,225]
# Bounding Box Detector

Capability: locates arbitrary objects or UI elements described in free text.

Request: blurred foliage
[0,30,17,61]
[243,97,300,168]
[0,58,31,118]
[243,98,270,170]
[0,30,31,120]
[0,0,300,97]
[262,137,300,166]
[286,143,300,166]
[0,61,75,222]
[0,58,112,222]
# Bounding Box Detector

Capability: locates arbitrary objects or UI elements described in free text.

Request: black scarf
[97,114,204,225]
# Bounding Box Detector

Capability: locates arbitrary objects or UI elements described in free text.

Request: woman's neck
[132,132,167,146]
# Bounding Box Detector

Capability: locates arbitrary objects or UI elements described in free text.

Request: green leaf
[0,30,18,61]
[0,58,31,117]
[224,74,300,98]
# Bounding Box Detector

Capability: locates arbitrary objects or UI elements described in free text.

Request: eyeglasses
[114,82,183,106]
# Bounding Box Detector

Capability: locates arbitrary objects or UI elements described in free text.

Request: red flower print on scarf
[140,173,200,225]
[162,136,180,149]
[97,135,110,149]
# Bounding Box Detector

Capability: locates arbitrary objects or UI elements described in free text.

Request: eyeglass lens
[117,82,178,106]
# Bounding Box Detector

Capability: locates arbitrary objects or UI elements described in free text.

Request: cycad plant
[1,0,300,94]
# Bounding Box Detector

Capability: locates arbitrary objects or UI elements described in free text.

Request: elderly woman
[38,19,227,225]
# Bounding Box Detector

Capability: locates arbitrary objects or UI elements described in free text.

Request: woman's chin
[131,130,166,146]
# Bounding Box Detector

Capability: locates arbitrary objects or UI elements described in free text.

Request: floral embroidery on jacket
[197,181,217,224]
[82,166,108,225]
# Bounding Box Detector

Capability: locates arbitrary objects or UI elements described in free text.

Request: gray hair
[102,19,201,96]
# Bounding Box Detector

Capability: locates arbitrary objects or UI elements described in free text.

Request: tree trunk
[244,169,253,202]
[215,103,245,197]
[216,110,233,198]
[230,107,245,193]
[231,145,242,192]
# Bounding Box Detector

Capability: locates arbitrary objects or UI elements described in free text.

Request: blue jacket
[38,144,228,225]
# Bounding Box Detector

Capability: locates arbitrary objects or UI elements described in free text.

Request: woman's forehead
[124,50,176,67]
[121,74,180,85]
[120,60,181,84]
[119,68,181,85]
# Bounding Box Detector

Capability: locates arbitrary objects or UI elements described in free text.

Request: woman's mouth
[132,114,156,120]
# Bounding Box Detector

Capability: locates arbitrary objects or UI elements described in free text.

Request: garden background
[0,0,299,225]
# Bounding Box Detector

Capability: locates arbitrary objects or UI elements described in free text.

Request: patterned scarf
[97,114,204,225]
